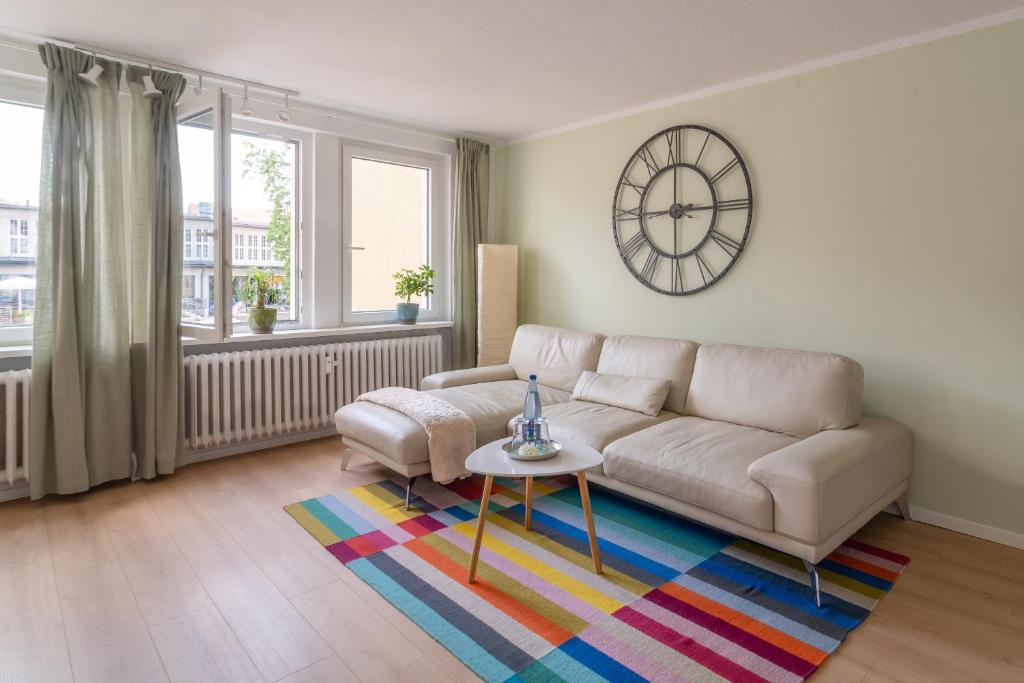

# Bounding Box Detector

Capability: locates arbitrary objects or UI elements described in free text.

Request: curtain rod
[0,33,297,98]
[0,29,461,145]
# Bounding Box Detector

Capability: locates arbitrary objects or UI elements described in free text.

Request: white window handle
[346,245,366,251]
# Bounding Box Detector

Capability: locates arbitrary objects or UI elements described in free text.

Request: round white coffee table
[464,437,604,583]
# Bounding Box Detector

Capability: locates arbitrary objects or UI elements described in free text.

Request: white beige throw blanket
[356,387,474,484]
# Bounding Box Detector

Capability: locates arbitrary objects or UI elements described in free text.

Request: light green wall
[495,21,1024,535]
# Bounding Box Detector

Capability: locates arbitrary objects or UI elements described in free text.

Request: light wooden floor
[1,436,1021,683]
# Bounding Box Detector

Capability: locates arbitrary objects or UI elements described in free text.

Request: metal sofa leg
[803,560,822,608]
[405,476,418,510]
[339,449,353,472]
[895,492,912,521]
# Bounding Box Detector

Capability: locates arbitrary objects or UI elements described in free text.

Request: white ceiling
[2,0,1023,141]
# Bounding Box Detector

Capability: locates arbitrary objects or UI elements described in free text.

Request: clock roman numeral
[614,206,641,221]
[671,257,685,294]
[620,179,646,196]
[709,157,740,184]
[636,145,660,180]
[620,231,647,261]
[640,250,661,283]
[666,128,682,165]
[695,131,712,166]
[709,230,742,258]
[695,251,717,286]
[715,198,750,211]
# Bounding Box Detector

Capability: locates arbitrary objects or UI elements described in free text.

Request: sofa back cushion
[596,335,699,413]
[508,324,605,392]
[685,344,864,438]
[571,371,672,416]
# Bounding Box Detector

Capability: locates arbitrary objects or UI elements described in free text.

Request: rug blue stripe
[315,495,375,535]
[300,499,358,539]
[506,504,679,583]
[819,558,893,590]
[694,557,863,633]
[560,636,647,683]
[349,556,515,681]
[552,485,732,557]
[368,551,536,672]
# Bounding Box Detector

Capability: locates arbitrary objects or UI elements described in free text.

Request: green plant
[242,140,293,297]
[392,264,436,304]
[237,268,284,309]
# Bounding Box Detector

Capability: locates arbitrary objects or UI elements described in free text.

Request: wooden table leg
[576,471,602,574]
[524,476,533,530]
[468,474,494,583]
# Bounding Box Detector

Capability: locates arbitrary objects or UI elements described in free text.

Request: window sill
[0,344,31,359]
[1,322,453,359]
[183,320,453,347]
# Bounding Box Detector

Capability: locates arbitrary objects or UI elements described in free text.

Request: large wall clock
[612,125,753,295]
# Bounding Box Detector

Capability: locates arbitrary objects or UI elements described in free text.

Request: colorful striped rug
[285,475,909,682]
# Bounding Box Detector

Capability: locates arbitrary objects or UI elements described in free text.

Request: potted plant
[392,264,435,324]
[238,268,283,334]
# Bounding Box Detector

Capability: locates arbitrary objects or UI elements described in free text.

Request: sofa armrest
[747,417,912,545]
[420,364,517,390]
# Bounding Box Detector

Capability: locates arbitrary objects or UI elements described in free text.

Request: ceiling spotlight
[193,74,203,96]
[240,84,255,116]
[278,93,291,122]
[78,58,103,86]
[143,69,162,98]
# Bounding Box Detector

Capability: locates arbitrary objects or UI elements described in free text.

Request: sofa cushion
[431,380,571,444]
[596,335,699,414]
[571,371,671,417]
[685,344,864,438]
[507,324,605,392]
[511,400,677,453]
[602,417,799,531]
[335,402,428,465]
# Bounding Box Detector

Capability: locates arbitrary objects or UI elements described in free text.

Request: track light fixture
[78,55,103,86]
[240,84,255,116]
[193,74,203,96]
[278,93,292,122]
[142,67,162,98]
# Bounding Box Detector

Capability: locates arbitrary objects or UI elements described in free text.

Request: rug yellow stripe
[284,503,341,546]
[420,533,589,634]
[348,483,422,524]
[487,513,651,597]
[451,518,624,613]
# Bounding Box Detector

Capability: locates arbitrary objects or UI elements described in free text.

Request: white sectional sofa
[335,324,913,602]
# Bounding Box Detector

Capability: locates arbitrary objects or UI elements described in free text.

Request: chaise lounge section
[334,324,913,602]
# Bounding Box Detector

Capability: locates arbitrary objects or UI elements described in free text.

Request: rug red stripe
[842,539,910,565]
[615,605,771,683]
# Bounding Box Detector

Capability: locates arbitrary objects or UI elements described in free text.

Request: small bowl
[502,439,562,461]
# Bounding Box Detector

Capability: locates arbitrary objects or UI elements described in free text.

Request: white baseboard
[909,505,1024,550]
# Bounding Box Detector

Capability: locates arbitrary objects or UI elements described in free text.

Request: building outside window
[0,100,43,335]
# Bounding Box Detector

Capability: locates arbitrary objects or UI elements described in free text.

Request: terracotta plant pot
[248,306,278,334]
[395,302,420,325]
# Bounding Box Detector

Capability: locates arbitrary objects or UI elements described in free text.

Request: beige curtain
[451,138,490,369]
[127,66,187,478]
[30,45,132,498]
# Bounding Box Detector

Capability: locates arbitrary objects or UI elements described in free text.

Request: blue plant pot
[396,302,420,325]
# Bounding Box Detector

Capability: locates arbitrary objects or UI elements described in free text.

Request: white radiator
[184,335,443,451]
[0,369,30,485]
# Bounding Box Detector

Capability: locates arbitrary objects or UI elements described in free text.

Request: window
[178,109,217,329]
[342,145,448,323]
[0,100,44,336]
[230,126,299,327]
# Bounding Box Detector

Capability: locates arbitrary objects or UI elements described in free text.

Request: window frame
[340,143,450,325]
[0,86,45,346]
[227,118,309,334]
